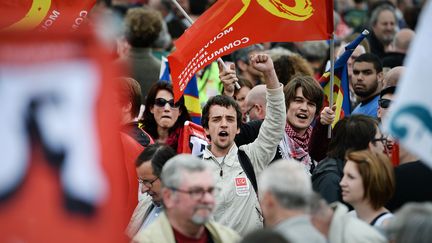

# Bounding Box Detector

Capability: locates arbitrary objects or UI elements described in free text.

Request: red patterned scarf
[285,124,312,152]
[279,124,313,174]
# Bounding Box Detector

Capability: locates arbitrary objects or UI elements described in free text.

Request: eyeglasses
[378,98,392,109]
[137,176,159,188]
[245,104,257,116]
[168,186,221,200]
[154,98,181,109]
[371,136,388,144]
[245,104,257,122]
[371,135,389,151]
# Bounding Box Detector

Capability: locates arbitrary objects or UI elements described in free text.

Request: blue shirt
[352,95,380,118]
[140,204,163,231]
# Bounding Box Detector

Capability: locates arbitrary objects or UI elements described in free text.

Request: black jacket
[235,120,282,162]
[121,122,152,147]
[387,161,432,212]
[312,157,345,204]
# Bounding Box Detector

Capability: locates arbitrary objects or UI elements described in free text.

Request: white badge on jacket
[234,176,250,196]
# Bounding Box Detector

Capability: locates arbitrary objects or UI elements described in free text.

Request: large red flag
[168,0,334,101]
[0,0,96,32]
[0,19,128,243]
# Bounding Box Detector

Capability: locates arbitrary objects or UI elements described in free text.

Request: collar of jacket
[202,143,239,167]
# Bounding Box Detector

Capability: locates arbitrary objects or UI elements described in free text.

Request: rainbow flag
[319,31,368,127]
[159,57,201,124]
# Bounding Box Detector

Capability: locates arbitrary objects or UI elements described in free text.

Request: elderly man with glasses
[132,154,240,243]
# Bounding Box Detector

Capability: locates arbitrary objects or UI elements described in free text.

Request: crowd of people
[99,0,432,242]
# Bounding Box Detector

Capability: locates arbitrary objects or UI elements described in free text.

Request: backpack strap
[237,149,258,194]
[370,212,390,226]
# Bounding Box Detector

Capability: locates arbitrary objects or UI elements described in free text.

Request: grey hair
[265,47,294,62]
[309,192,328,215]
[259,159,313,211]
[300,41,329,61]
[161,154,210,188]
[246,85,267,107]
[369,4,397,27]
[385,202,432,243]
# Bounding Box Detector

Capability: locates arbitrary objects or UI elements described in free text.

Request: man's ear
[122,102,132,114]
[256,104,265,117]
[162,188,174,209]
[377,71,384,86]
[260,191,277,210]
[368,141,375,151]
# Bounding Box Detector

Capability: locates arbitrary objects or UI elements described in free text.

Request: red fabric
[173,227,209,243]
[285,124,312,152]
[0,0,96,31]
[166,126,184,153]
[0,22,128,243]
[180,121,209,155]
[391,142,400,167]
[120,132,145,222]
[283,124,313,169]
[168,0,334,101]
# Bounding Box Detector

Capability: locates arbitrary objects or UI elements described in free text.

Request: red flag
[180,121,209,156]
[0,22,128,243]
[168,0,334,101]
[0,0,96,32]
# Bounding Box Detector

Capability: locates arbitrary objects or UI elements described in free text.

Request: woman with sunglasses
[141,82,191,152]
[340,149,395,227]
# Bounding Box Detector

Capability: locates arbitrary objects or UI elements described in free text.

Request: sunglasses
[154,98,181,108]
[378,98,392,109]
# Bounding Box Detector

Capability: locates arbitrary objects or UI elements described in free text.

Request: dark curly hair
[201,95,242,129]
[124,7,162,48]
[141,82,190,140]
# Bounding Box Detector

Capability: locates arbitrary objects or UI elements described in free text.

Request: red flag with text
[0,21,128,243]
[168,0,334,101]
[0,0,96,32]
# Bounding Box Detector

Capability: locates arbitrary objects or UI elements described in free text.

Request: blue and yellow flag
[159,57,201,124]
[319,31,368,127]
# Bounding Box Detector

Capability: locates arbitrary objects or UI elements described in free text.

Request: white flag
[383,1,432,168]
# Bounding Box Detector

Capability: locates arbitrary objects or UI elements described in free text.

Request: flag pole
[170,0,241,89]
[170,0,194,24]
[327,33,335,138]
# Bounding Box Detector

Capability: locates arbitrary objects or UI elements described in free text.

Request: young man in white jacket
[201,54,286,235]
